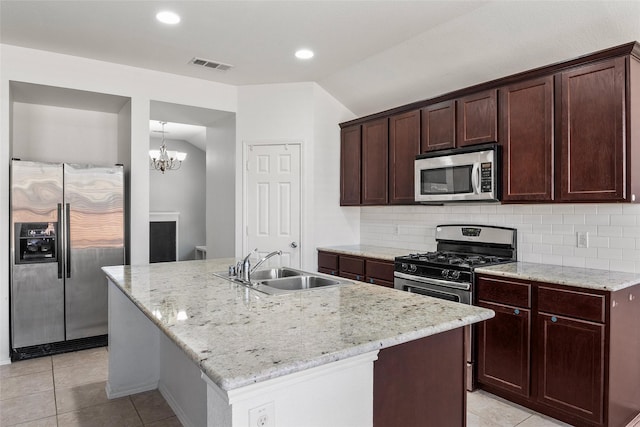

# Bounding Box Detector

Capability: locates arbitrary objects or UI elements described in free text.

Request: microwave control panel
[480,162,493,192]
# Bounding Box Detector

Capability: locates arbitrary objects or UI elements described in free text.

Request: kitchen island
[103,258,494,427]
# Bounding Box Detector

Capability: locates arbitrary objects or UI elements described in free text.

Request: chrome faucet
[238,248,257,282]
[236,249,283,283]
[251,250,283,275]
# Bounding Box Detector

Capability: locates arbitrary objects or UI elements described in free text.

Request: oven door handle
[394,271,471,290]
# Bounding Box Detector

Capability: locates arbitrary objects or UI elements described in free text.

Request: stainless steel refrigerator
[10,160,124,359]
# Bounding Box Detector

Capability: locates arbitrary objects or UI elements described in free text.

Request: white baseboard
[159,382,196,427]
[0,357,11,366]
[105,380,158,399]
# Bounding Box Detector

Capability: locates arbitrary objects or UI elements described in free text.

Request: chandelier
[149,121,187,173]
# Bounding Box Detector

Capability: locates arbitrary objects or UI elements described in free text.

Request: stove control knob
[408,264,417,273]
[400,263,409,272]
[441,269,450,278]
[451,271,460,280]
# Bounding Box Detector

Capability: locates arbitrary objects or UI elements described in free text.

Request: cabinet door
[456,90,498,147]
[340,125,362,206]
[421,100,455,152]
[362,118,389,205]
[339,255,365,281]
[559,57,626,201]
[389,110,420,204]
[537,313,604,425]
[317,251,338,276]
[500,76,554,202]
[477,300,531,398]
[365,259,395,288]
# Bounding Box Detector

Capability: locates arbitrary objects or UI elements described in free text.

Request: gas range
[394,225,517,298]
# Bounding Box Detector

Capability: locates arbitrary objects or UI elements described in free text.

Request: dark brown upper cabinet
[421,100,455,152]
[389,110,420,204]
[362,118,389,205]
[559,57,626,202]
[340,124,361,206]
[456,89,498,147]
[500,76,554,202]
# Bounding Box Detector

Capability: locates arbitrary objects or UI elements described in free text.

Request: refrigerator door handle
[57,203,63,279]
[65,203,71,278]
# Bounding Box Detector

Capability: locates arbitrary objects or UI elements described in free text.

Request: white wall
[360,204,640,273]
[149,137,206,261]
[206,114,236,258]
[1,43,237,364]
[236,82,358,270]
[12,102,119,165]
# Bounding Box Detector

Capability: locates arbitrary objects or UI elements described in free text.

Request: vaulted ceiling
[2,1,640,117]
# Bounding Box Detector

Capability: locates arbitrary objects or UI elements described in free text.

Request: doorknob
[290,242,298,248]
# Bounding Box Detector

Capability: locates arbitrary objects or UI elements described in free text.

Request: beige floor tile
[0,390,56,426]
[11,416,58,427]
[467,411,502,427]
[0,356,52,379]
[467,390,534,427]
[130,390,176,424]
[56,398,142,427]
[144,416,183,427]
[55,380,111,414]
[53,360,108,390]
[0,370,54,401]
[52,347,107,370]
[517,414,573,427]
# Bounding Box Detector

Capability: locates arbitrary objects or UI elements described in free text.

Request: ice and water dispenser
[14,222,58,264]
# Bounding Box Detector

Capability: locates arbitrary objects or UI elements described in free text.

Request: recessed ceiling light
[295,49,314,60]
[156,10,181,25]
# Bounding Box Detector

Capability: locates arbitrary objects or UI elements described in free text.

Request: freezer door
[11,160,65,348]
[64,164,124,340]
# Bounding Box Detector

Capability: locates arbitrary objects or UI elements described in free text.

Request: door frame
[241,140,304,267]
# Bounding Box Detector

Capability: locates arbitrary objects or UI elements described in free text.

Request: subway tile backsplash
[360,204,640,273]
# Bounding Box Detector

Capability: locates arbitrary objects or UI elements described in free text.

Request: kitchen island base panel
[106,280,207,427]
[107,279,376,427]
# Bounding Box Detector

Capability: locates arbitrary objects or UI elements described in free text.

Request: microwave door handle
[472,163,481,194]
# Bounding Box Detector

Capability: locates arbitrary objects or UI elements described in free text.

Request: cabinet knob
[551,316,558,323]
[514,309,520,315]
[370,278,374,283]
[356,275,361,280]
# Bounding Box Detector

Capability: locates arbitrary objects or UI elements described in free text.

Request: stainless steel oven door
[394,274,475,390]
[394,274,472,305]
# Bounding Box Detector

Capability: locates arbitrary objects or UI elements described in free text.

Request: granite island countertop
[103,258,493,392]
[317,244,416,261]
[476,261,640,292]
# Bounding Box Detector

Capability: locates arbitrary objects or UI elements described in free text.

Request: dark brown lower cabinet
[477,301,530,398]
[537,313,604,424]
[317,250,394,287]
[374,327,465,427]
[476,275,640,427]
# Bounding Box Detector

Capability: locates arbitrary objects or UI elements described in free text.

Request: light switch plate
[577,231,589,248]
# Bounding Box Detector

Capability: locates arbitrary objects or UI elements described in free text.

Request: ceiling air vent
[189,57,233,71]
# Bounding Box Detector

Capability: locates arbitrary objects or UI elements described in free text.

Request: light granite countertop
[103,258,493,391]
[317,244,416,261]
[476,262,640,292]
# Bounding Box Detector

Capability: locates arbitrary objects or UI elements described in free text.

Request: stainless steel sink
[249,267,304,281]
[213,267,352,295]
[257,276,340,291]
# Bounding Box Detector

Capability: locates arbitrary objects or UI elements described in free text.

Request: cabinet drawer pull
[356,275,361,280]
[551,316,558,323]
[370,278,374,283]
[514,309,520,315]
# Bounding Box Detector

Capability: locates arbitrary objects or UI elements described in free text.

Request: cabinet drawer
[477,276,531,308]
[365,259,394,282]
[318,267,338,276]
[339,255,365,276]
[538,286,605,323]
[318,251,338,271]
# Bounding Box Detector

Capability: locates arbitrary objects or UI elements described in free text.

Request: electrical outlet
[249,402,274,427]
[577,231,589,248]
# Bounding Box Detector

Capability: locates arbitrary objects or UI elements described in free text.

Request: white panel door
[246,144,301,268]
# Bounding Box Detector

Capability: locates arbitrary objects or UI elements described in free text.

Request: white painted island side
[103,258,494,427]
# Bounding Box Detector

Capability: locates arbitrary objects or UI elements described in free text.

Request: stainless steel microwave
[414,143,500,204]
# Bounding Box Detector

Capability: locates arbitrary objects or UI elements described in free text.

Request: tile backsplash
[360,204,640,273]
